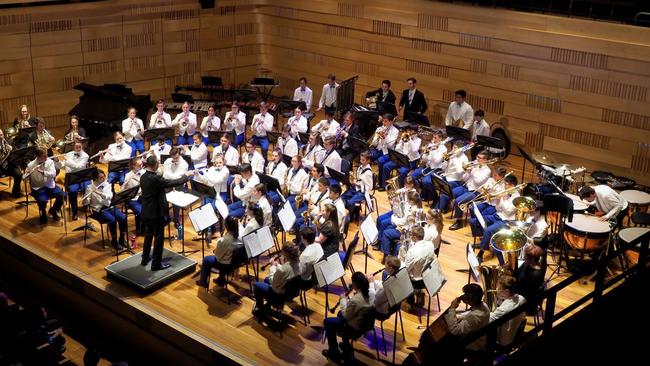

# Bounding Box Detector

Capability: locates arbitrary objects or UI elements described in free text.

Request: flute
[330,288,354,314]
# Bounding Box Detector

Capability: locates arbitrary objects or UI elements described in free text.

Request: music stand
[226,165,239,175]
[405,111,429,127]
[171,92,194,103]
[376,101,397,116]
[445,125,471,142]
[298,132,310,145]
[143,128,174,146]
[10,146,36,209]
[190,179,220,238]
[431,173,452,198]
[282,154,292,166]
[257,172,281,195]
[281,100,307,112]
[517,146,537,184]
[476,134,504,158]
[267,131,281,145]
[348,136,369,153]
[388,149,410,169]
[108,185,140,261]
[15,127,36,145]
[328,168,350,187]
[207,131,221,145]
[66,167,98,232]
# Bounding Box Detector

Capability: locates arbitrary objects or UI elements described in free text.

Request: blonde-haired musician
[368,113,399,182]
[13,104,36,128]
[286,108,308,140]
[172,102,197,146]
[122,107,145,156]
[211,133,239,167]
[399,225,436,285]
[199,105,221,147]
[24,147,65,224]
[250,102,274,160]
[62,141,89,220]
[223,104,246,147]
[266,148,288,204]
[101,131,132,185]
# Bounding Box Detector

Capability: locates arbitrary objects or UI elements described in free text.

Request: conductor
[140,155,192,270]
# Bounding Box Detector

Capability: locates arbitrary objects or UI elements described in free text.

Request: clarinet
[329,288,355,314]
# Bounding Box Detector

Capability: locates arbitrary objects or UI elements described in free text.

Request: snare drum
[564,214,613,253]
[564,192,589,213]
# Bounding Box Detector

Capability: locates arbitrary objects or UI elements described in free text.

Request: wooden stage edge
[0,232,252,366]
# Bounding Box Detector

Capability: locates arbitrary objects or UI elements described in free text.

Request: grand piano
[68,83,152,140]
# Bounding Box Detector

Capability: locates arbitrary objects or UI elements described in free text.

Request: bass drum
[490,122,511,159]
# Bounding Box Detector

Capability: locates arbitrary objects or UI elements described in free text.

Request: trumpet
[462,157,500,171]
[442,142,475,161]
[367,126,385,145]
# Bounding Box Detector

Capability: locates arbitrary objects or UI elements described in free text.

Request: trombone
[462,157,500,171]
[443,142,475,161]
[458,182,525,212]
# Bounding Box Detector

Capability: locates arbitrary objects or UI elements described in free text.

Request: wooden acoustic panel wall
[258,0,650,185]
[0,0,265,131]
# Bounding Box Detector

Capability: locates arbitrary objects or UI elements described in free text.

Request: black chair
[268,275,303,338]
[340,159,351,175]
[376,303,405,361]
[339,232,360,275]
[299,277,315,325]
[542,194,573,280]
[338,307,380,361]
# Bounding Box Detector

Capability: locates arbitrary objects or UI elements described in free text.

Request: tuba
[490,228,527,273]
[480,264,506,312]
[513,196,536,223]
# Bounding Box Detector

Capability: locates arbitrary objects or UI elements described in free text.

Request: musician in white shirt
[122,107,145,156]
[82,169,127,248]
[24,147,65,224]
[149,99,173,129]
[490,275,526,348]
[342,151,373,215]
[323,184,347,234]
[379,191,422,257]
[320,136,342,178]
[194,155,230,205]
[277,125,298,157]
[469,166,509,233]
[301,133,324,169]
[298,227,323,279]
[294,176,329,231]
[416,130,449,201]
[223,104,247,147]
[250,102,274,160]
[242,140,265,173]
[266,148,288,204]
[445,89,474,127]
[380,124,421,188]
[317,74,339,113]
[122,158,144,235]
[469,109,491,160]
[434,140,469,212]
[172,101,197,146]
[400,226,436,282]
[163,147,189,226]
[212,133,239,167]
[286,107,308,141]
[101,132,132,185]
[293,77,313,111]
[579,185,628,224]
[369,114,399,182]
[148,135,172,161]
[200,105,221,146]
[449,151,493,230]
[227,163,261,218]
[182,133,208,170]
[62,141,89,220]
[312,110,339,139]
[251,183,273,227]
[285,155,309,209]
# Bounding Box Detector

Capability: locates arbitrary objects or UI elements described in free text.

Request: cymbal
[554,164,580,176]
[573,175,594,183]
[531,152,556,166]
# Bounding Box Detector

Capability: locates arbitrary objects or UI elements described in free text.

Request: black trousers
[143,217,166,267]
[0,163,22,195]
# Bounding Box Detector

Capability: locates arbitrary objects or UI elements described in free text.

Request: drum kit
[530,151,590,194]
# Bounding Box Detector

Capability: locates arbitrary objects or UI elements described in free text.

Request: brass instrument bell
[513,196,536,222]
[490,228,527,272]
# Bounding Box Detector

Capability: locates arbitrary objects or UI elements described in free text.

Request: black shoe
[39,215,47,225]
[449,221,463,231]
[214,276,226,286]
[252,307,265,318]
[322,350,342,363]
[111,239,119,249]
[377,186,386,192]
[195,280,208,288]
[118,237,127,249]
[71,213,78,221]
[140,256,151,266]
[151,263,171,271]
[48,209,60,221]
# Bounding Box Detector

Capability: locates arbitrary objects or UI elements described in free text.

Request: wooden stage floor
[0,154,596,365]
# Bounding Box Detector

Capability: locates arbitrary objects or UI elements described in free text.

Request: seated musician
[368,256,401,316]
[82,169,127,249]
[323,184,347,234]
[64,115,87,142]
[13,104,37,128]
[380,124,421,189]
[181,132,208,170]
[101,131,132,185]
[194,155,229,204]
[444,283,490,361]
[469,110,490,160]
[400,226,436,306]
[341,151,373,219]
[378,191,422,259]
[514,244,546,315]
[251,183,273,227]
[121,107,145,156]
[266,148,288,204]
[315,203,341,258]
[376,176,419,232]
[212,133,239,167]
[250,102,274,161]
[286,107,308,142]
[62,141,89,220]
[163,147,189,227]
[336,111,361,163]
[148,135,172,161]
[293,77,313,111]
[490,275,526,348]
[294,176,330,230]
[239,204,264,240]
[434,140,469,212]
[312,110,339,139]
[322,272,374,363]
[242,139,265,174]
[294,164,325,211]
[524,202,548,246]
[122,158,144,235]
[476,175,520,265]
[302,133,324,169]
[578,185,628,225]
[320,136,342,179]
[252,243,301,317]
[298,226,323,280]
[227,163,260,219]
[171,101,197,146]
[223,104,247,147]
[368,113,399,178]
[284,155,308,208]
[23,147,65,224]
[444,89,474,127]
[195,216,241,287]
[277,125,298,157]
[149,99,173,129]
[199,105,221,146]
[413,129,447,201]
[449,150,492,230]
[30,118,55,154]
[423,208,443,251]
[0,129,24,198]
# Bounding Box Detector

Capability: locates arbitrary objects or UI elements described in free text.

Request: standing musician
[298,226,323,279]
[293,77,313,111]
[83,169,127,249]
[434,140,469,212]
[0,130,23,198]
[445,89,474,127]
[277,125,298,157]
[252,243,301,318]
[320,136,342,179]
[578,185,628,225]
[121,107,145,156]
[398,77,427,118]
[336,111,361,163]
[370,79,396,105]
[250,102,274,161]
[341,151,373,218]
[285,107,308,141]
[378,191,422,259]
[444,284,490,361]
[413,129,448,201]
[301,133,324,170]
[23,148,65,224]
[242,140,265,173]
[195,216,240,288]
[13,104,37,128]
[194,155,230,204]
[469,110,491,160]
[227,163,260,219]
[211,133,239,167]
[284,155,309,208]
[31,118,55,153]
[199,105,221,146]
[266,148,288,204]
[449,150,492,231]
[149,99,173,146]
[172,102,197,146]
[163,147,189,227]
[380,124,421,188]
[317,74,339,114]
[122,158,144,235]
[223,104,247,147]
[368,256,401,316]
[368,113,399,180]
[64,115,87,142]
[148,135,172,161]
[140,156,191,270]
[181,133,208,170]
[62,141,89,220]
[312,110,339,139]
[100,131,132,185]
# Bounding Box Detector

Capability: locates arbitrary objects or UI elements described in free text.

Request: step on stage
[105,249,196,292]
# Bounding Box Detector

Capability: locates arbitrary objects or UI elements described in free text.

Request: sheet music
[214,193,229,218]
[384,269,414,307]
[256,226,275,254]
[166,191,199,208]
[314,253,345,288]
[278,200,296,231]
[188,204,219,232]
[242,226,274,258]
[422,258,446,297]
[466,243,480,282]
[473,202,486,230]
[360,215,378,245]
[365,190,374,212]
